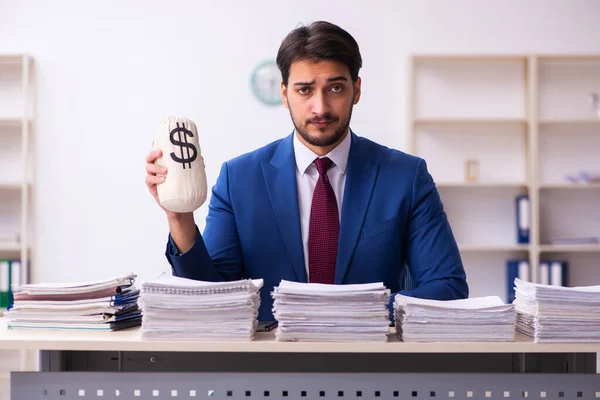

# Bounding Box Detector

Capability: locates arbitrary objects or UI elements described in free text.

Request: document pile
[514,278,600,343]
[139,273,263,340]
[5,272,141,331]
[394,294,516,342]
[272,280,391,342]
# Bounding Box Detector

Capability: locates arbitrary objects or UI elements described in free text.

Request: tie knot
[314,157,334,176]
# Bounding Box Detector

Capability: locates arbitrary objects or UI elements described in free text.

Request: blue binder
[548,259,568,287]
[538,260,550,285]
[515,195,530,244]
[506,259,530,303]
[8,258,22,309]
[0,260,8,309]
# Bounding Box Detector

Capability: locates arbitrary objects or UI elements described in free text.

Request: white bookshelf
[0,55,33,276]
[406,54,600,301]
[0,54,35,373]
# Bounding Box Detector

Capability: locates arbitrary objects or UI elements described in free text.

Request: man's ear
[280,81,289,108]
[353,77,362,104]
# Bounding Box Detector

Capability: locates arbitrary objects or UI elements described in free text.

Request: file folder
[506,259,530,303]
[0,260,9,309]
[515,195,530,244]
[549,260,568,287]
[9,259,21,308]
[539,261,550,285]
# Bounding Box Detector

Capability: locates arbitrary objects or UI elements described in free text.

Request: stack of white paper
[271,280,391,342]
[394,294,516,342]
[139,273,263,341]
[514,277,600,343]
[5,273,141,331]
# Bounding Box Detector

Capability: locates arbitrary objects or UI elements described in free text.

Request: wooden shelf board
[459,244,530,252]
[540,183,600,190]
[413,118,527,125]
[0,183,21,190]
[0,241,20,253]
[0,55,24,65]
[538,119,600,124]
[536,54,600,61]
[0,118,23,129]
[539,244,600,253]
[437,182,527,189]
[412,54,529,61]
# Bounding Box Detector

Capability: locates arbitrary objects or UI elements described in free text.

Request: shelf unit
[406,54,600,300]
[0,55,33,279]
[0,54,35,375]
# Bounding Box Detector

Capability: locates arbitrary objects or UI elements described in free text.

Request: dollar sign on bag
[169,122,197,169]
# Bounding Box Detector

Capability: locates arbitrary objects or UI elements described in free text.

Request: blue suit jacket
[166,132,468,321]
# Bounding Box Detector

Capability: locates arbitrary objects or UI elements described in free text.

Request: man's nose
[311,91,331,116]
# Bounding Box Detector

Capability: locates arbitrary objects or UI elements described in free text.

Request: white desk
[1,325,600,354]
[2,324,600,400]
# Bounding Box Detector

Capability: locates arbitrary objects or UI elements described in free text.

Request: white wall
[0,0,599,285]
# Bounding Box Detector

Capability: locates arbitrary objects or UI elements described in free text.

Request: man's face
[281,59,361,151]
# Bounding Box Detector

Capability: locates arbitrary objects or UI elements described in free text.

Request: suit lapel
[335,133,379,283]
[261,133,307,283]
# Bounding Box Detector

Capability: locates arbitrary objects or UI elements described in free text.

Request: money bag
[153,116,208,213]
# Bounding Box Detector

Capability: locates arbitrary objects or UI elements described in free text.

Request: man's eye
[331,85,344,92]
[297,87,310,94]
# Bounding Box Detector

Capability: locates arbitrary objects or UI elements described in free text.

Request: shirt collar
[293,129,351,176]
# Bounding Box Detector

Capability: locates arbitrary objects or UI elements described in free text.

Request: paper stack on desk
[4,272,141,331]
[271,280,391,342]
[138,273,263,341]
[394,295,516,342]
[514,278,600,343]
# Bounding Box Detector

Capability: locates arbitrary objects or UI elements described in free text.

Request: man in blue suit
[145,21,468,321]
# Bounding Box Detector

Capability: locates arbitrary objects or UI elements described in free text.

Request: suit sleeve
[165,161,245,282]
[399,158,469,301]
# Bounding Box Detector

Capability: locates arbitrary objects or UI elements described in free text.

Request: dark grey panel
[11,371,600,399]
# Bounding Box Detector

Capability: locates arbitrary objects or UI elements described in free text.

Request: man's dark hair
[276,21,362,86]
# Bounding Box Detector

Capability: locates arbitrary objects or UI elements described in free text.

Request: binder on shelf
[538,259,568,287]
[515,194,530,244]
[549,259,568,287]
[9,259,22,308]
[538,260,550,285]
[0,259,9,309]
[506,259,530,303]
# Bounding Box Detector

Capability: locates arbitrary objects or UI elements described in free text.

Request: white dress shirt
[293,130,351,278]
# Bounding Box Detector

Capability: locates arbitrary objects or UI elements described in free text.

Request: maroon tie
[308,157,339,284]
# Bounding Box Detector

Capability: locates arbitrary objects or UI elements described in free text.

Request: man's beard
[290,102,353,148]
